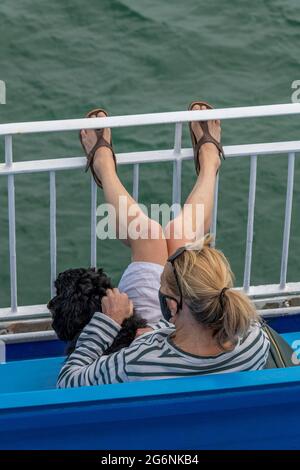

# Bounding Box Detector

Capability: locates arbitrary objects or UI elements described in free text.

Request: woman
[57,102,269,388]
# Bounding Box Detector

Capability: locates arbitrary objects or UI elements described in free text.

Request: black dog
[47,267,147,355]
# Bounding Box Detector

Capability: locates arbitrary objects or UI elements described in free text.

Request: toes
[86,109,107,119]
[191,103,210,111]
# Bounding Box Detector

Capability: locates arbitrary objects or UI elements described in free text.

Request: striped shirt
[57,312,270,388]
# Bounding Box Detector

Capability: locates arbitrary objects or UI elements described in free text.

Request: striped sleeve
[57,312,127,388]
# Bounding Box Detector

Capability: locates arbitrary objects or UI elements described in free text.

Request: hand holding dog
[102,288,133,325]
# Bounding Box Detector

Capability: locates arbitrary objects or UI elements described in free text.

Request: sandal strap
[81,126,117,188]
[85,134,114,170]
[194,133,224,160]
[188,101,225,176]
[192,123,225,175]
[85,140,117,189]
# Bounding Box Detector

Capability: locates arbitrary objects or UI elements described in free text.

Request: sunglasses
[159,246,186,321]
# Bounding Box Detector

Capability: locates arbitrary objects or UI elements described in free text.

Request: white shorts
[118,261,164,327]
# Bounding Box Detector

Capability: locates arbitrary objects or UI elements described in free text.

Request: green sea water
[0,0,300,308]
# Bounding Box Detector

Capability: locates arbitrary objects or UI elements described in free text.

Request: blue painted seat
[0,331,298,394]
[0,356,64,393]
[0,330,298,449]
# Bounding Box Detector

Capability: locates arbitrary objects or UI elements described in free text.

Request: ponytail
[212,288,257,348]
[165,235,258,348]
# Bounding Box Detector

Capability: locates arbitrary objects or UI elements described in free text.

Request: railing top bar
[0,140,299,176]
[1,103,300,136]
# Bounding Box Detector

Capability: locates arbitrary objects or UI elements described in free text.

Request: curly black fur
[47,267,147,356]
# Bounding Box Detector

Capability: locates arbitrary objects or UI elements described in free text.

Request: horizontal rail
[1,308,300,345]
[246,281,300,298]
[0,103,300,135]
[0,330,57,344]
[0,305,49,322]
[259,306,300,318]
[1,281,300,321]
[1,140,300,176]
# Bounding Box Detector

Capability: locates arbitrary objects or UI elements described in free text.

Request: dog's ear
[50,297,72,341]
[51,295,91,342]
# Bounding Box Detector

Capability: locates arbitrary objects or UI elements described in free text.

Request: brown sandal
[79,108,117,188]
[188,101,225,175]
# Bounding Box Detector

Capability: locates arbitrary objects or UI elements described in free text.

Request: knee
[128,217,164,241]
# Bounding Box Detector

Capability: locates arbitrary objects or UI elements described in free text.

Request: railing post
[90,177,97,268]
[132,163,139,201]
[243,155,257,292]
[172,123,182,217]
[280,152,295,289]
[5,135,18,313]
[49,171,57,297]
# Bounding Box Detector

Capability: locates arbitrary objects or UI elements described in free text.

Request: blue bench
[0,331,298,449]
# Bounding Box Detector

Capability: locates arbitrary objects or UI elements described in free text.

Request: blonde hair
[165,235,258,348]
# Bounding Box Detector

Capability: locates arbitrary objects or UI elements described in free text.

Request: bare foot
[80,111,115,178]
[190,104,221,173]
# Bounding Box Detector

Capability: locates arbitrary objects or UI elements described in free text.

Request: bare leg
[165,104,221,255]
[80,112,168,266]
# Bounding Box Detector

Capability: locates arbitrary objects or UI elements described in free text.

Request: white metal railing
[1,103,300,323]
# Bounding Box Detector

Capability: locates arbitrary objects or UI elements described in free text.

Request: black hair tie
[219,287,229,309]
